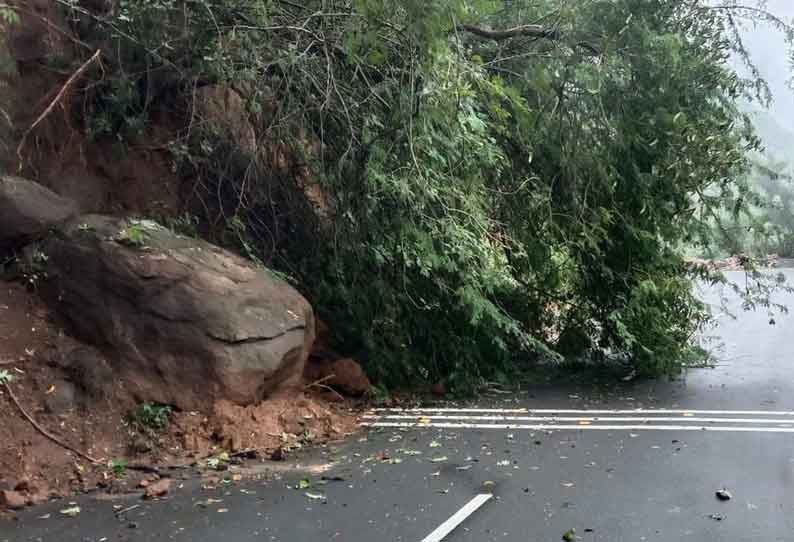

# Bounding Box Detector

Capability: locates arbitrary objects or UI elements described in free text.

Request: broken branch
[16,49,101,164]
[2,381,101,464]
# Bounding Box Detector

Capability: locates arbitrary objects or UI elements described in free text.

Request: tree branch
[458,23,560,41]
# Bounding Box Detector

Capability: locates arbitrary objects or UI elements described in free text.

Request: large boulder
[41,215,314,411]
[0,176,78,249]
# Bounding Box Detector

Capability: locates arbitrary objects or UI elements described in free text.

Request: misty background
[736,0,794,151]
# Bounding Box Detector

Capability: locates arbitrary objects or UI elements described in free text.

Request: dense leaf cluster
[34,0,794,390]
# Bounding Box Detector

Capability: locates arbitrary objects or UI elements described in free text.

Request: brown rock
[0,490,27,510]
[430,382,446,396]
[320,358,371,396]
[143,478,171,499]
[41,215,315,411]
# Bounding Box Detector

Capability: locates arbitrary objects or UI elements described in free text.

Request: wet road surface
[4,270,794,541]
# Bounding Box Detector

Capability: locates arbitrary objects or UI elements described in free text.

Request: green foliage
[116,220,159,247]
[108,457,128,477]
[57,0,794,390]
[128,402,171,432]
[0,5,19,25]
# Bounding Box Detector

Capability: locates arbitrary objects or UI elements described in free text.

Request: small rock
[43,380,78,413]
[143,478,171,499]
[1,490,27,510]
[716,489,732,501]
[13,478,30,492]
[270,447,286,461]
[129,437,152,455]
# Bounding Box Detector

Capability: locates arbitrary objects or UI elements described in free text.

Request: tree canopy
[9,0,794,391]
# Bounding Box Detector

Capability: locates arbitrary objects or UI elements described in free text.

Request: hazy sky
[736,0,794,130]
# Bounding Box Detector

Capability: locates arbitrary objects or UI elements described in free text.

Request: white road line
[364,415,794,424]
[421,493,492,542]
[374,408,794,416]
[363,422,794,433]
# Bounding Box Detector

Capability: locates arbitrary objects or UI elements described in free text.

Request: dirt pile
[0,281,357,512]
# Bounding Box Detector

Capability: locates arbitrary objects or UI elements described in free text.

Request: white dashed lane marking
[420,493,493,542]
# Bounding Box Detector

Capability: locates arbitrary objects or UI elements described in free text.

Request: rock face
[0,175,78,249]
[42,215,314,411]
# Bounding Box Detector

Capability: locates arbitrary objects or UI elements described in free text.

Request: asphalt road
[4,270,794,542]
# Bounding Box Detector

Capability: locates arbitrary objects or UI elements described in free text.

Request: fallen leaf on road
[305,492,326,501]
[418,417,432,425]
[59,506,81,517]
[561,482,575,488]
[482,481,495,489]
[429,440,441,448]
[456,465,472,471]
[37,514,50,520]
[217,508,228,513]
[298,479,311,489]
[429,456,448,463]
[562,527,576,541]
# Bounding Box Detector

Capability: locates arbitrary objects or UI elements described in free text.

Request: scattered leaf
[429,440,441,448]
[429,456,448,463]
[562,527,576,541]
[298,479,311,490]
[217,508,228,513]
[59,506,81,517]
[45,384,56,395]
[305,492,326,501]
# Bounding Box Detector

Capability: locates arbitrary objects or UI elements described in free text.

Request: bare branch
[458,23,560,41]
